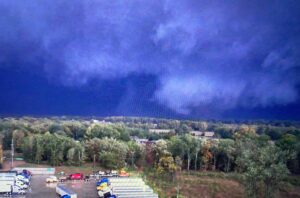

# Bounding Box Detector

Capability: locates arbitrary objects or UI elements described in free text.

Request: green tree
[127,141,143,167]
[181,134,196,171]
[168,136,185,160]
[236,136,289,198]
[219,139,235,172]
[98,138,128,169]
[156,154,177,178]
[154,139,170,164]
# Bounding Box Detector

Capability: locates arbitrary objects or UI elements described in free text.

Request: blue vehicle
[97,178,109,186]
[56,185,77,198]
[61,195,71,198]
[17,172,31,181]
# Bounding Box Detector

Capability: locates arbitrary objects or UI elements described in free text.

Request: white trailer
[0,183,25,195]
[12,185,26,195]
[0,183,12,194]
[0,180,14,187]
[56,185,77,198]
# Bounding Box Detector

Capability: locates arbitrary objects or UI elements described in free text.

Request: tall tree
[236,136,289,198]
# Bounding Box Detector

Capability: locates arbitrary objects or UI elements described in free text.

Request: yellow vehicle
[96,182,108,191]
[119,169,129,177]
[97,186,112,198]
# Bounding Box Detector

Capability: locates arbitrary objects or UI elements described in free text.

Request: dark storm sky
[0,0,300,120]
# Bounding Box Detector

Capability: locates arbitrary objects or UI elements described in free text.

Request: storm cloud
[0,0,299,115]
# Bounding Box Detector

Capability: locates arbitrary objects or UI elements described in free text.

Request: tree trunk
[194,152,198,171]
[213,154,217,170]
[93,154,96,170]
[226,157,230,172]
[131,152,135,166]
[187,153,190,172]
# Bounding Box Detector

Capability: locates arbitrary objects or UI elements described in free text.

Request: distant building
[91,120,111,124]
[131,136,155,145]
[0,143,3,168]
[190,131,204,137]
[204,131,215,138]
[149,129,173,134]
[190,131,215,139]
[92,119,99,123]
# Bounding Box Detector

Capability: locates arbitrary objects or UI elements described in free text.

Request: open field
[142,171,300,198]
[142,171,244,198]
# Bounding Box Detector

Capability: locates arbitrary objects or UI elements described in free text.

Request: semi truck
[0,182,26,195]
[56,185,77,198]
[0,172,27,195]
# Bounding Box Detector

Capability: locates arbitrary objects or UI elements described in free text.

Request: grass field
[140,170,300,198]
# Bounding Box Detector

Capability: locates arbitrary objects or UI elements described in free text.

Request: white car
[111,170,118,176]
[98,171,105,176]
[46,176,58,183]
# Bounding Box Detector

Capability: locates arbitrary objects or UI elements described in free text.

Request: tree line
[1,117,300,197]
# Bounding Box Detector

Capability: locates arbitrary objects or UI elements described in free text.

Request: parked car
[46,176,58,183]
[89,174,100,180]
[84,175,90,182]
[98,171,105,176]
[118,170,129,177]
[69,173,84,180]
[111,170,118,177]
[59,176,68,182]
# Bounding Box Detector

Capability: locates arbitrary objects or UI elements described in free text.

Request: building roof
[149,129,172,133]
[190,131,204,136]
[190,131,215,137]
[204,132,215,137]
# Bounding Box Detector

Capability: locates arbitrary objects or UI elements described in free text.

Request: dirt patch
[176,174,245,198]
[55,163,95,175]
[2,160,27,171]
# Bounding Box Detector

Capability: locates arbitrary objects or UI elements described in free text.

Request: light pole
[11,138,14,169]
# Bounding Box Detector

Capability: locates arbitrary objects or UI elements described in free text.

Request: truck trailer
[0,183,12,194]
[56,185,77,198]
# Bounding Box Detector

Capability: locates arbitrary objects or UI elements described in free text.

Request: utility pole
[11,138,14,169]
[93,154,96,172]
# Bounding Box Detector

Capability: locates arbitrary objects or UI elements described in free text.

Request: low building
[190,131,204,137]
[149,129,173,134]
[190,131,215,139]
[131,136,155,145]
[204,131,215,138]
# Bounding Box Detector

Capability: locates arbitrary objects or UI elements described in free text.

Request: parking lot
[1,175,158,198]
[0,175,99,198]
